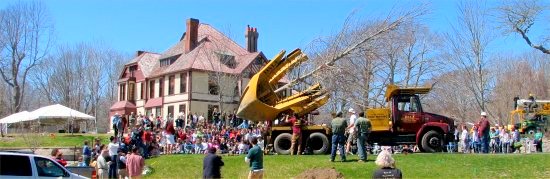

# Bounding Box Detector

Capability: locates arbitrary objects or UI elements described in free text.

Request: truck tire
[421,130,443,153]
[309,132,330,154]
[274,133,292,155]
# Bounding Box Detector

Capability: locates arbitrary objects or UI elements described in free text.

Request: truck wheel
[274,133,292,155]
[421,130,443,152]
[309,132,330,154]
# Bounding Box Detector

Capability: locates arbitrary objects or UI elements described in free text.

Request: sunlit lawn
[0,133,110,148]
[145,153,550,178]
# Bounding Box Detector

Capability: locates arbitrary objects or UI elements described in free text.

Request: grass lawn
[145,153,550,178]
[0,133,110,148]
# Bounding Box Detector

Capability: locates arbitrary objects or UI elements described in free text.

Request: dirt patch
[295,167,344,179]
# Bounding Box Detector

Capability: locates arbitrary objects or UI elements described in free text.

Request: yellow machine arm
[236,49,329,121]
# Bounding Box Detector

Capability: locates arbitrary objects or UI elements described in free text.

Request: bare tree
[444,1,494,112]
[278,5,430,95]
[498,0,550,55]
[0,1,54,113]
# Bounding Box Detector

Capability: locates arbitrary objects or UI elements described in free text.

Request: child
[77,156,86,167]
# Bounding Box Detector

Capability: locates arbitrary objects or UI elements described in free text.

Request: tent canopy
[0,111,31,124]
[30,104,95,125]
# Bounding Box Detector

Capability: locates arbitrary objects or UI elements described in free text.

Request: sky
[0,0,537,59]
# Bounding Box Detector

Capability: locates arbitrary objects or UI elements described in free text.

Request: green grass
[145,153,550,178]
[0,133,110,148]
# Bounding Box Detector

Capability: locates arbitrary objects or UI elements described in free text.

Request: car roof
[0,151,40,157]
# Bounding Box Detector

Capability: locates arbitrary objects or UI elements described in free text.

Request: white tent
[0,111,32,124]
[30,104,95,125]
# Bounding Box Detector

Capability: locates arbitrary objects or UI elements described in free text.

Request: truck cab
[367,85,455,152]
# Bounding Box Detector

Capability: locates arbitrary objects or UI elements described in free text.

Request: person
[471,125,480,153]
[330,112,348,162]
[51,148,67,166]
[346,108,357,155]
[528,93,536,112]
[203,147,224,179]
[108,136,120,178]
[534,129,543,152]
[500,128,510,153]
[355,112,371,162]
[97,149,111,179]
[129,112,136,129]
[176,112,184,129]
[489,128,498,153]
[126,147,145,179]
[245,136,263,179]
[372,150,402,179]
[478,112,490,153]
[117,150,127,179]
[286,114,302,155]
[460,125,470,153]
[212,108,221,125]
[511,127,521,153]
[77,156,86,167]
[81,140,92,166]
[93,138,102,158]
[112,113,122,138]
[165,117,176,154]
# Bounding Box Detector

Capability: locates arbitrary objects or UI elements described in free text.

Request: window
[168,75,175,95]
[146,108,152,116]
[397,95,420,112]
[159,78,164,97]
[34,157,69,177]
[217,52,236,69]
[119,84,126,101]
[141,82,146,100]
[155,107,162,117]
[180,73,187,93]
[168,106,174,118]
[179,104,186,113]
[129,65,137,77]
[128,83,135,101]
[149,80,155,98]
[0,155,32,176]
[208,74,219,95]
[159,55,180,67]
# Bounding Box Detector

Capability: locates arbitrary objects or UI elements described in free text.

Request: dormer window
[217,52,236,69]
[160,55,180,67]
[129,65,137,77]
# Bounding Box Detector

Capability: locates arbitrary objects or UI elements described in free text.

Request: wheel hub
[429,137,440,147]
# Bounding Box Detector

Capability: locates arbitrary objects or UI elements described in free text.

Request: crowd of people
[456,112,545,154]
[61,107,545,179]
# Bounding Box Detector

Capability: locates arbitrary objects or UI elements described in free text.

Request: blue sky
[0,0,535,58]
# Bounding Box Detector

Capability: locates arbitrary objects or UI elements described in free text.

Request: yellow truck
[237,49,456,153]
[509,98,550,134]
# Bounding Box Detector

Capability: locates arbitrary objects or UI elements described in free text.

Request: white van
[0,152,88,179]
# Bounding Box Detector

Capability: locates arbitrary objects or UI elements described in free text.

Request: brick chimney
[246,25,259,53]
[136,50,145,57]
[185,18,199,53]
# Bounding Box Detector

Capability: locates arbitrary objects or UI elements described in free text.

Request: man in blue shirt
[245,136,263,179]
[82,140,92,166]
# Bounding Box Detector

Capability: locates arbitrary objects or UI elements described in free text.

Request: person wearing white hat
[346,108,357,155]
[478,111,491,153]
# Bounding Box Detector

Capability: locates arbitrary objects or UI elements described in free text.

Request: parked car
[0,151,88,179]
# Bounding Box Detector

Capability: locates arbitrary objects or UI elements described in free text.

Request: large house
[109,18,289,126]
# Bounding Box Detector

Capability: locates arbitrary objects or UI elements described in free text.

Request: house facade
[109,18,289,127]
